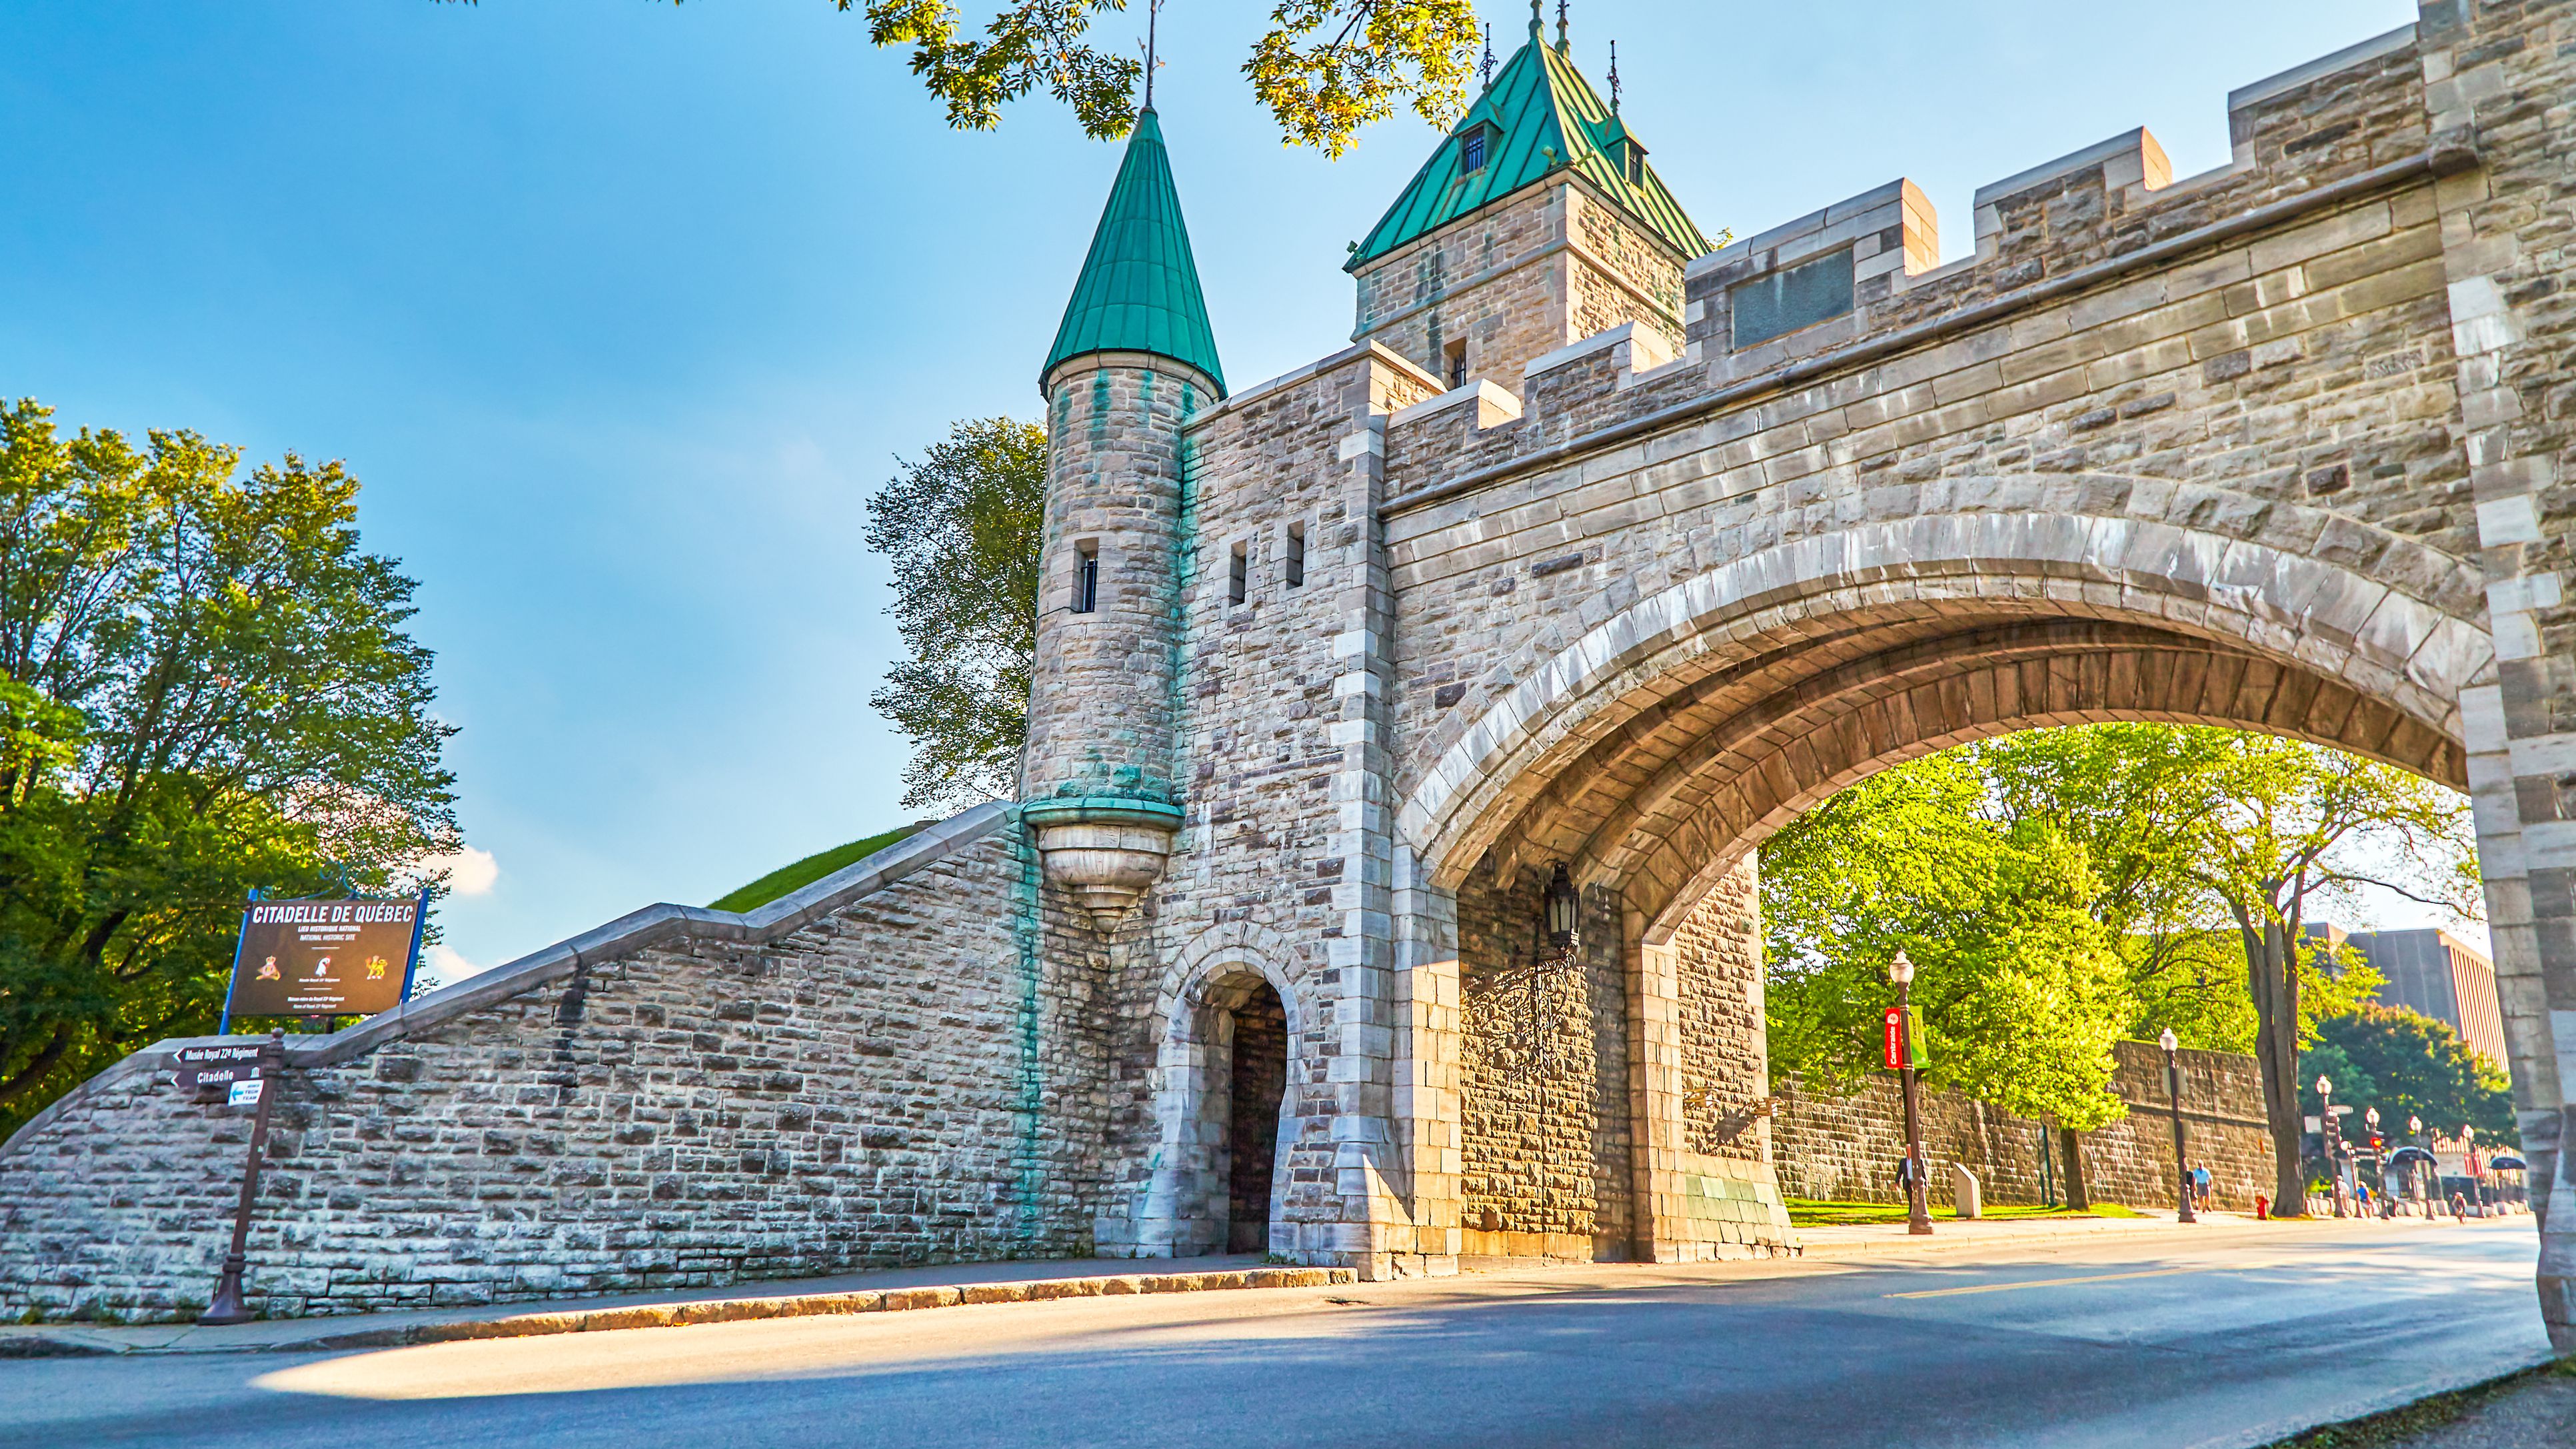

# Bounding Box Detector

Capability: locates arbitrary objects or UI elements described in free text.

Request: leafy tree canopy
[1760,751,2129,1131]
[2301,1006,2514,1144]
[0,399,459,1134]
[864,417,1045,812]
[1760,723,2479,1210]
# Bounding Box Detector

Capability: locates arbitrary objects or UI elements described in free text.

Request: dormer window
[1622,143,1646,186]
[1459,126,1490,173]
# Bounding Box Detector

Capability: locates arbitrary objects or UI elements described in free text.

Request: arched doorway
[1223,982,1288,1252]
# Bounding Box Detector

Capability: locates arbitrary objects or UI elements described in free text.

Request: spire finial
[1528,0,1542,39]
[1480,23,1495,87]
[1556,0,1570,53]
[1140,0,1164,111]
[1608,38,1620,113]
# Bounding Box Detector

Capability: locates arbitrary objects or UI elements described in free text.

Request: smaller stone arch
[1112,926,1309,1260]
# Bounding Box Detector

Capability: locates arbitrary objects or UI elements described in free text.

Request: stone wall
[0,809,1112,1322]
[1771,1040,2276,1212]
[1455,870,1634,1258]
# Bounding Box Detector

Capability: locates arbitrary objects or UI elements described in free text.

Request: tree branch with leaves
[862,418,1045,812]
[465,1,1486,155]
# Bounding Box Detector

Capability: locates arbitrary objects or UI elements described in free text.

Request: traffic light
[2369,1134,2384,1152]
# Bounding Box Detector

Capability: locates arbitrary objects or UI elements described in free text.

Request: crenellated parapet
[1374,22,2456,523]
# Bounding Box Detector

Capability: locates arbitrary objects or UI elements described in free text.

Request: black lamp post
[2409,1114,2427,1213]
[2364,1106,2382,1216]
[2317,1074,2346,1218]
[2159,1028,2195,1224]
[1890,950,1932,1236]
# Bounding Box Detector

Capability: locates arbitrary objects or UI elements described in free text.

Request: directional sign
[179,1064,266,1093]
[227,1079,265,1107]
[176,1044,266,1066]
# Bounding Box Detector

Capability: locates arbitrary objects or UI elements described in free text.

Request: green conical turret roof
[1042,108,1226,397]
[1348,23,1708,270]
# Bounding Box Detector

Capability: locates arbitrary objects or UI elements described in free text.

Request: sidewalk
[0,1253,1346,1359]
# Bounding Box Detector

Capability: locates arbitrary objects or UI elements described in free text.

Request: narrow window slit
[1073,541,1098,614]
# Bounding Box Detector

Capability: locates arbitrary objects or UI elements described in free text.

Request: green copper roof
[1043,108,1226,397]
[1347,29,1709,270]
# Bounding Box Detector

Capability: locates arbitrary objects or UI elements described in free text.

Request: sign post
[195,1031,286,1326]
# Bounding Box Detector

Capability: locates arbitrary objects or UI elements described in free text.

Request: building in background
[2312,924,2509,1078]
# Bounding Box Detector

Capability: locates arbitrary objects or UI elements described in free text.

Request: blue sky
[1,0,2436,976]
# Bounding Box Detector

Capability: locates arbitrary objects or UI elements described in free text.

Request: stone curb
[10,1265,1362,1357]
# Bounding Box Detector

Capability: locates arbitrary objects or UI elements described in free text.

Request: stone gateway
[4,5,2571,1352]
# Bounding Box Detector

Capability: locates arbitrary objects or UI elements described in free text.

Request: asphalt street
[1,1219,2549,1449]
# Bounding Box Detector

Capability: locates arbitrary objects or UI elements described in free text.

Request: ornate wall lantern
[1544,862,1579,952]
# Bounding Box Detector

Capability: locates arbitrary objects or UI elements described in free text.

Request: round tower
[1024,106,1225,928]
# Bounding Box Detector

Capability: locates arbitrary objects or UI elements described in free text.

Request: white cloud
[425,943,492,982]
[424,844,499,896]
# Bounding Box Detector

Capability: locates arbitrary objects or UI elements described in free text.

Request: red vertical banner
[1883,1006,1907,1070]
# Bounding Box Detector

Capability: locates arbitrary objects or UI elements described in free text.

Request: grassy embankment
[706,823,928,914]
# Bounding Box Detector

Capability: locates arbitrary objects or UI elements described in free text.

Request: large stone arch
[1398,514,2490,916]
[1396,514,2496,1270]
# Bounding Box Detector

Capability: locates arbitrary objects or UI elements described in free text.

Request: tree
[1760,752,2131,1136]
[2306,1006,2515,1146]
[863,417,1045,811]
[1979,725,2474,1216]
[461,1,1484,157]
[0,399,459,1134]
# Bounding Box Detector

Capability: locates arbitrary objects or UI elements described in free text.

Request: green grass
[1785,1198,2148,1226]
[706,823,929,914]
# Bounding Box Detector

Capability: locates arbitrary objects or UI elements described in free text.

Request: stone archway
[1400,516,2487,900]
[1393,522,2495,1268]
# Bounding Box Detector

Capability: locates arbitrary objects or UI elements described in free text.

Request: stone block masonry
[0,808,1117,1322]
[1772,1042,2276,1213]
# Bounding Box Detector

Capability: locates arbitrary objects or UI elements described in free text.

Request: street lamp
[2364,1107,2382,1218]
[2159,1028,2195,1224]
[2317,1074,2346,1218]
[1890,950,1932,1236]
[2409,1114,2427,1213]
[2462,1124,2479,1216]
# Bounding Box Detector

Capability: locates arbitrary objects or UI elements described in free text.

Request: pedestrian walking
[2191,1164,2212,1212]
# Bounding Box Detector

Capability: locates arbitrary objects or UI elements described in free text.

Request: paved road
[3,1219,2549,1449]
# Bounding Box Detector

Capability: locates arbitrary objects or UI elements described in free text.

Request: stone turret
[1345,13,1707,393]
[1024,107,1225,928]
